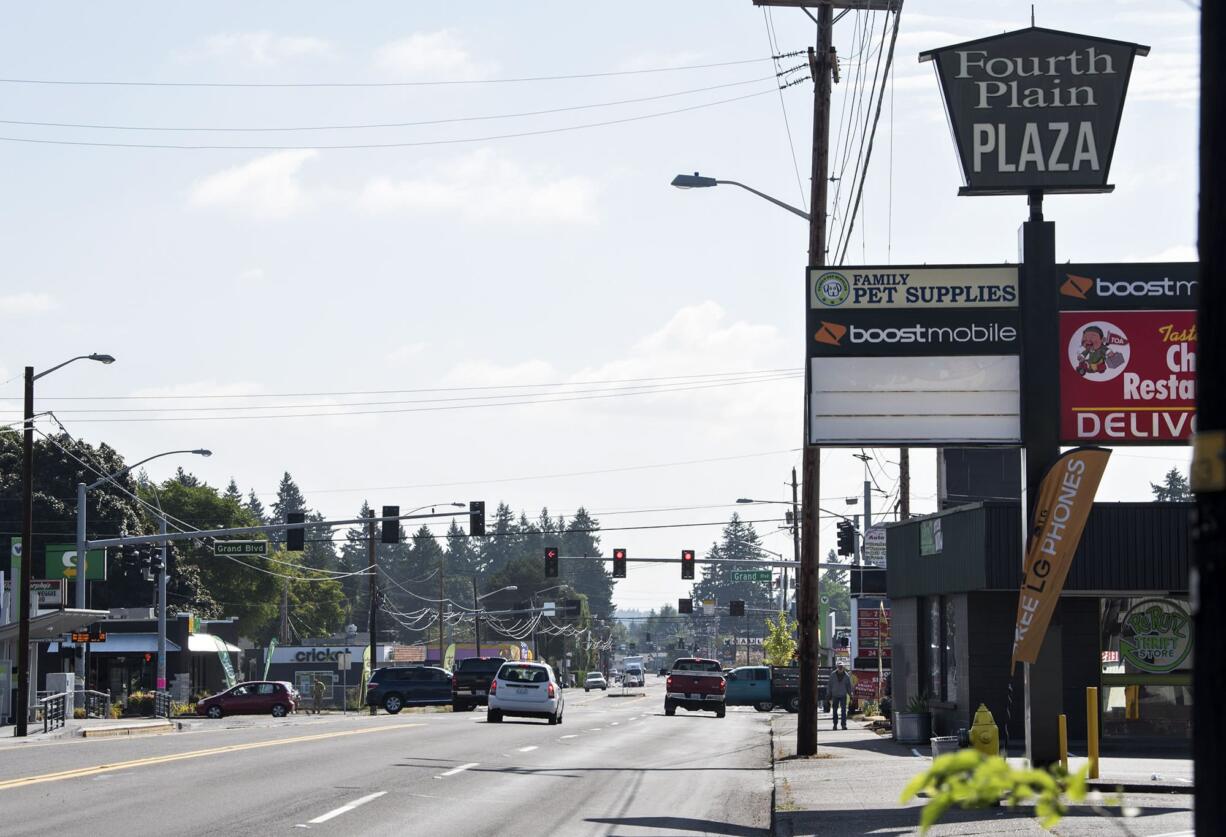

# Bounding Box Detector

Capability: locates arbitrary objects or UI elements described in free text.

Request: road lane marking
[559,734,578,739]
[0,724,423,792]
[437,762,479,778]
[305,791,387,825]
[585,728,602,732]
[517,745,538,752]
[609,722,619,726]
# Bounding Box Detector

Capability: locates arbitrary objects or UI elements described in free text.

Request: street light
[16,353,114,737]
[671,172,811,221]
[74,448,212,691]
[472,584,518,657]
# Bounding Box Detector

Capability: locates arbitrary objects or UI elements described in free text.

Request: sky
[0,1,1200,615]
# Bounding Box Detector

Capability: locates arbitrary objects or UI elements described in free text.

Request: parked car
[664,657,726,718]
[584,672,608,692]
[196,681,298,719]
[451,657,507,711]
[366,666,452,714]
[487,662,565,725]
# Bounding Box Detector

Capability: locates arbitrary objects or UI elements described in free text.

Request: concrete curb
[79,720,176,738]
[1088,779,1194,795]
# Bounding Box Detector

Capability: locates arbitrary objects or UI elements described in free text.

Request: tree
[1151,467,1193,502]
[763,612,798,666]
[480,502,518,574]
[223,479,243,506]
[269,472,307,547]
[444,518,480,574]
[245,490,267,525]
[691,514,773,614]
[562,508,614,619]
[821,549,851,626]
[172,466,203,488]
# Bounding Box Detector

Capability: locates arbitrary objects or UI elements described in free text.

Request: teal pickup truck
[723,665,829,712]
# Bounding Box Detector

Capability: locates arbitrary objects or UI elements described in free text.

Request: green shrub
[108,702,123,720]
[124,691,156,716]
[73,707,86,719]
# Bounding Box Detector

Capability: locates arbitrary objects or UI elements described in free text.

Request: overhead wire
[0,89,779,151]
[763,8,808,210]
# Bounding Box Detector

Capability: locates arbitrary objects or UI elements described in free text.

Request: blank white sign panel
[810,355,1020,445]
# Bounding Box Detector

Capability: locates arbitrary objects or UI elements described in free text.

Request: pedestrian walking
[829,663,851,730]
[312,676,326,715]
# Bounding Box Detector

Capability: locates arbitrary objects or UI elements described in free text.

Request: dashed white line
[437,762,480,778]
[517,745,538,752]
[560,734,578,739]
[300,791,387,826]
[609,722,619,726]
[585,728,602,732]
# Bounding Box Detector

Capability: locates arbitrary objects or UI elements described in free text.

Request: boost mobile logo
[1061,273,1197,300]
[815,320,1016,347]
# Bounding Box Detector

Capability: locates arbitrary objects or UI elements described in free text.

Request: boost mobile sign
[921,27,1148,195]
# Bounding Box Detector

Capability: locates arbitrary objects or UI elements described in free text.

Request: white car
[584,672,608,692]
[487,662,565,725]
[624,669,644,688]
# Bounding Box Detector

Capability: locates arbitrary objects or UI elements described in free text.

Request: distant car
[584,672,608,692]
[488,662,565,725]
[624,669,644,688]
[197,681,298,719]
[366,666,452,714]
[658,668,667,677]
[452,657,508,711]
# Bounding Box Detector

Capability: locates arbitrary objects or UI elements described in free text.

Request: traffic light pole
[367,509,378,715]
[157,514,168,693]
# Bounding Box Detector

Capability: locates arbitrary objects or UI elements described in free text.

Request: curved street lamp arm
[87,448,211,490]
[715,180,811,221]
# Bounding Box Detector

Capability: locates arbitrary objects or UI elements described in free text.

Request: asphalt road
[0,679,773,837]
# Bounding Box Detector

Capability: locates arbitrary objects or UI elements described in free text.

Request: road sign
[45,545,107,581]
[213,541,268,556]
[337,651,353,670]
[4,579,66,607]
[731,570,772,583]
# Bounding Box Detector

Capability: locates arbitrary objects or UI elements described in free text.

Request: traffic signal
[681,549,695,580]
[141,547,155,582]
[836,520,855,556]
[469,501,486,537]
[287,512,306,551]
[563,598,582,617]
[678,597,693,614]
[150,548,165,575]
[544,546,559,578]
[729,600,745,617]
[381,506,400,544]
[612,548,627,578]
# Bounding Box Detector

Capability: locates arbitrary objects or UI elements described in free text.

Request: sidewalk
[0,716,186,746]
[770,714,1194,836]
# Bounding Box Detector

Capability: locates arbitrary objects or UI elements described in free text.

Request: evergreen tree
[691,514,773,613]
[480,502,519,574]
[245,490,267,525]
[562,507,614,619]
[821,548,851,625]
[1150,467,1193,502]
[337,501,373,617]
[445,518,480,574]
[223,478,243,506]
[172,466,203,488]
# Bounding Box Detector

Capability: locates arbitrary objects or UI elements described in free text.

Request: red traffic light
[681,549,695,580]
[613,548,626,560]
[545,547,558,559]
[612,548,627,578]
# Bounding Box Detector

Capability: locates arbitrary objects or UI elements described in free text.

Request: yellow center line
[0,723,423,791]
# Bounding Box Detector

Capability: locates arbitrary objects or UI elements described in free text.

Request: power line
[0,366,803,400]
[0,57,776,89]
[0,76,774,133]
[0,372,800,423]
[0,89,777,151]
[763,8,808,211]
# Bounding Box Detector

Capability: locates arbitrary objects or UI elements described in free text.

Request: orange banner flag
[1011,447,1112,669]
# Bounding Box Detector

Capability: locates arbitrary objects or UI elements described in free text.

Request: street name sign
[731,570,772,583]
[213,541,268,556]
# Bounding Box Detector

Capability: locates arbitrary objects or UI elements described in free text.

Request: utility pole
[472,576,482,657]
[789,467,801,614]
[280,581,289,643]
[899,448,911,519]
[438,558,445,667]
[16,366,34,737]
[1192,2,1224,829]
[366,509,378,715]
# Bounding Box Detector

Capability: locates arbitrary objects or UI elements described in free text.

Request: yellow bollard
[1086,687,1099,780]
[1058,714,1068,772]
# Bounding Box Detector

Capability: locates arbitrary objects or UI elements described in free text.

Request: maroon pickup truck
[664,657,726,718]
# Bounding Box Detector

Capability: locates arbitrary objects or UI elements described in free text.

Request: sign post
[337,651,352,714]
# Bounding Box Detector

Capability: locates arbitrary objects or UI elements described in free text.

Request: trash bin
[930,735,960,758]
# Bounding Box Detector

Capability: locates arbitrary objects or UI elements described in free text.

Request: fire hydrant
[969,703,1000,757]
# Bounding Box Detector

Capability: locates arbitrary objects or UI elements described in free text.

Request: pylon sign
[920,27,1148,195]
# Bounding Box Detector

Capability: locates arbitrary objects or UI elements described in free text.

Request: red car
[196,681,299,719]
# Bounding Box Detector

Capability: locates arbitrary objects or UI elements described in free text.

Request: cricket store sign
[269,645,367,665]
[921,28,1148,194]
[1060,310,1196,442]
[1120,598,1191,674]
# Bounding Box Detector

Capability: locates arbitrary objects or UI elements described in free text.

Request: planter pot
[895,712,932,744]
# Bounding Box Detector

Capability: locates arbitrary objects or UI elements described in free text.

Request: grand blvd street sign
[213,540,268,556]
[731,570,772,583]
[921,27,1148,195]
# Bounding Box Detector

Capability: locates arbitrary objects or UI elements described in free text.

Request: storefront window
[928,598,942,699]
[1100,597,1191,741]
[943,598,957,701]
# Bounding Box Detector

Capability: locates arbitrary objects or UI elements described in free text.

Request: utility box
[46,672,75,717]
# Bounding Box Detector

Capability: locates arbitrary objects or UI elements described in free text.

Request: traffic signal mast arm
[83,506,477,550]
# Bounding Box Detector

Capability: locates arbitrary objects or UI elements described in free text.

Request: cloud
[358,149,599,225]
[238,268,266,283]
[1127,243,1197,262]
[0,292,57,315]
[373,30,493,79]
[189,150,319,218]
[188,32,333,65]
[386,343,427,366]
[1129,52,1199,104]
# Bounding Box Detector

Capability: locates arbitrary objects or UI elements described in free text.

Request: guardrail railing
[41,693,67,733]
[77,689,112,719]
